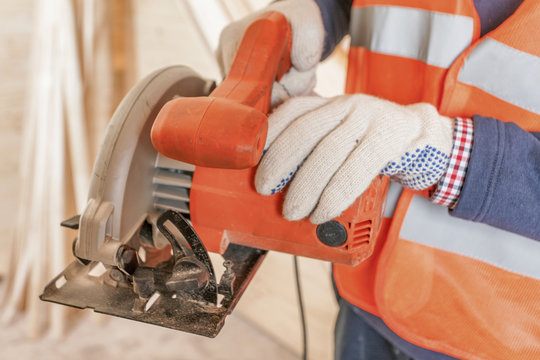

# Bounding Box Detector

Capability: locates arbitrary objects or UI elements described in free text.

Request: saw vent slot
[153,154,194,216]
[350,220,372,249]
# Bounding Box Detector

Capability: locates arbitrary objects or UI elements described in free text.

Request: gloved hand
[216,0,324,107]
[255,94,454,224]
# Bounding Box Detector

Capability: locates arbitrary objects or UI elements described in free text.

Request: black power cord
[294,256,308,360]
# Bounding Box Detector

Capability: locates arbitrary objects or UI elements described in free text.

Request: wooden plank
[184,0,230,52]
[0,0,35,284]
[62,0,90,212]
[26,7,51,336]
[111,0,136,106]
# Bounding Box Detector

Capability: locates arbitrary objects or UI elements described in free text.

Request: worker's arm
[451,116,540,240]
[313,0,352,59]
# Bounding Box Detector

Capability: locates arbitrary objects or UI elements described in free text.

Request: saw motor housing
[191,166,388,265]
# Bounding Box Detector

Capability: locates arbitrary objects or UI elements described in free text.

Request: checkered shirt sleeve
[431,117,474,208]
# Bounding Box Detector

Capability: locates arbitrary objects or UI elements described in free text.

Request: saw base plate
[41,244,266,337]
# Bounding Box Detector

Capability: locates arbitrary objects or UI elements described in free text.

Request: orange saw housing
[191,167,388,266]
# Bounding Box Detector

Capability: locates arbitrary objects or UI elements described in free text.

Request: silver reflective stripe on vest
[384,182,403,218]
[401,195,540,280]
[350,6,473,68]
[458,38,540,115]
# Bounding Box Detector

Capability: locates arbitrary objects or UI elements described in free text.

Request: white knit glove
[255,94,454,224]
[216,0,324,107]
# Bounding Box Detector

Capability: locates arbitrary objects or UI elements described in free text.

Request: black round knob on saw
[316,221,347,247]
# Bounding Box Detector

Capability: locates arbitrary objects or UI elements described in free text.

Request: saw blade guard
[76,66,215,266]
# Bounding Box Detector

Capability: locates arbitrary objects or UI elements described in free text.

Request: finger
[269,0,324,71]
[270,67,317,108]
[309,146,383,224]
[215,47,227,78]
[270,82,290,108]
[216,12,261,75]
[309,120,413,224]
[255,96,355,195]
[266,96,329,148]
[283,105,370,221]
[216,25,243,75]
[279,67,317,97]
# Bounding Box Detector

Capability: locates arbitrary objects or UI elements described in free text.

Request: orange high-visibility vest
[333,1,540,359]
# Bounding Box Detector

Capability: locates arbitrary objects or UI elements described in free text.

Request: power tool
[40,12,388,337]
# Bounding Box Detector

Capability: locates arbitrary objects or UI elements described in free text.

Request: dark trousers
[334,298,413,360]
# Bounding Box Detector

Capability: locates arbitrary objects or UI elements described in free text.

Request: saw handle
[151,12,292,169]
